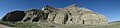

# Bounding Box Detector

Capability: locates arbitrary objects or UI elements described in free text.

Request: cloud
[0,16,3,20]
[108,19,120,22]
[0,17,1,19]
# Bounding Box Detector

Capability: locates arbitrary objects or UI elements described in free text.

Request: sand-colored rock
[1,4,108,25]
[81,14,107,25]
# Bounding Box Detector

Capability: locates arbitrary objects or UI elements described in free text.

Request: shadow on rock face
[2,11,25,22]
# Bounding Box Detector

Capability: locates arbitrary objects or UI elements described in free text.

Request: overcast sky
[0,0,120,22]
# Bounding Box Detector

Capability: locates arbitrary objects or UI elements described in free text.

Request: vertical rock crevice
[83,20,85,24]
[63,13,68,24]
[52,14,56,21]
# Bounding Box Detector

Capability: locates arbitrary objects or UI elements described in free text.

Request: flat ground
[0,21,120,28]
[0,24,14,28]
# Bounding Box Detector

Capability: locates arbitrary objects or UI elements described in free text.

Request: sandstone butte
[1,4,108,25]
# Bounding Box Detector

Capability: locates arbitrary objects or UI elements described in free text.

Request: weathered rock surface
[2,11,25,22]
[21,9,47,22]
[1,4,108,25]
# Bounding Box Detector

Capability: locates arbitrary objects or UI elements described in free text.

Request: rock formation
[1,4,108,25]
[2,11,25,22]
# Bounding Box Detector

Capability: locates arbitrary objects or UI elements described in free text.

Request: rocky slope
[0,4,108,28]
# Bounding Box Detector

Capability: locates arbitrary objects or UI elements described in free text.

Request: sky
[0,0,120,22]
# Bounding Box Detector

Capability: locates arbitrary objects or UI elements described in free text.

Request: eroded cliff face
[2,11,25,22]
[1,4,108,25]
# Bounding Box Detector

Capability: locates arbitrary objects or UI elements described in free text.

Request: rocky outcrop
[2,11,25,22]
[1,4,108,25]
[21,9,47,22]
[81,14,107,25]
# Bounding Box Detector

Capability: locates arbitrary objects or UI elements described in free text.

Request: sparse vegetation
[0,21,120,28]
